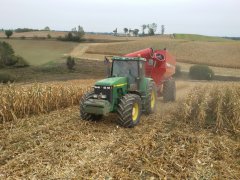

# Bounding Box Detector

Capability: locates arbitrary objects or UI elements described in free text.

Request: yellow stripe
[114,83,127,87]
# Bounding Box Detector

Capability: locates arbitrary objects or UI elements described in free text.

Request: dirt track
[1,81,239,179]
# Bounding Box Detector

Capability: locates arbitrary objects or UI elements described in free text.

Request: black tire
[79,91,103,121]
[144,81,157,115]
[117,94,142,128]
[163,79,176,102]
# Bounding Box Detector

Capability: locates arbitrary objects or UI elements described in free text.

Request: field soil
[0,80,189,178]
[1,80,239,179]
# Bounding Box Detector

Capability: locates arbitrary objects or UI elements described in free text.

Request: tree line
[57,26,85,42]
[1,26,85,42]
[141,23,165,36]
[1,26,51,39]
[2,23,165,40]
[114,23,165,36]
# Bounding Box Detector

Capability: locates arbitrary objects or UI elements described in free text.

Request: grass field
[3,39,78,66]
[173,33,231,42]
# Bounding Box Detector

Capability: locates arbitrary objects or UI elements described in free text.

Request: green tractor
[80,56,157,128]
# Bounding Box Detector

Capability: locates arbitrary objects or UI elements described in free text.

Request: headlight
[93,94,98,98]
[103,86,112,90]
[94,86,111,89]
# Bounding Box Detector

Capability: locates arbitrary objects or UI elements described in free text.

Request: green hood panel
[95,77,127,86]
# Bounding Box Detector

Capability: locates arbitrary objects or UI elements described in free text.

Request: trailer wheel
[80,91,103,121]
[163,79,176,102]
[144,81,157,115]
[117,94,142,128]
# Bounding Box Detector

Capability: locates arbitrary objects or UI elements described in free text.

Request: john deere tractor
[80,56,157,128]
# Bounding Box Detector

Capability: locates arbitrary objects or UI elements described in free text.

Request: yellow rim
[151,90,156,109]
[132,103,139,122]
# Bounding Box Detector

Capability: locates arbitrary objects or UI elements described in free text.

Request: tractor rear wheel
[117,94,142,128]
[163,79,176,102]
[79,91,103,121]
[145,81,157,115]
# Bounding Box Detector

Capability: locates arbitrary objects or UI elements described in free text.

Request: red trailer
[125,48,176,101]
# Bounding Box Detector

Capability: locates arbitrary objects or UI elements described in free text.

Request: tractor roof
[112,56,146,61]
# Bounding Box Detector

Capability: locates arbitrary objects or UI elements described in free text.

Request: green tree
[77,25,85,38]
[71,25,85,39]
[148,23,157,33]
[44,26,50,31]
[148,28,154,36]
[141,24,147,35]
[133,29,139,36]
[123,28,128,35]
[189,65,214,80]
[161,25,165,35]
[47,34,51,39]
[113,28,117,36]
[67,32,73,40]
[5,30,13,38]
[0,41,27,67]
[0,41,14,66]
[66,56,75,70]
[60,25,85,42]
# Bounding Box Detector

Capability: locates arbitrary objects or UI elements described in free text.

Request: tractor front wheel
[117,94,142,128]
[79,91,103,121]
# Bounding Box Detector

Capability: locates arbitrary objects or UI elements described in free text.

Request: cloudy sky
[1,0,240,36]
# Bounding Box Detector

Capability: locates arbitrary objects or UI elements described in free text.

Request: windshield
[112,61,138,83]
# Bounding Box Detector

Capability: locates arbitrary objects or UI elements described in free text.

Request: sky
[1,0,240,36]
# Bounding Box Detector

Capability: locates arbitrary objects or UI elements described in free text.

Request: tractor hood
[95,77,127,87]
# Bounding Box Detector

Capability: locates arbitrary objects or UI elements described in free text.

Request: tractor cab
[110,56,146,91]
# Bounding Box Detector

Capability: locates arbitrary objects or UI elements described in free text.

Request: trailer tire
[80,91,103,121]
[163,79,176,102]
[144,81,157,115]
[117,94,142,128]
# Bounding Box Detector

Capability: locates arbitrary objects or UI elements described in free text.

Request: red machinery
[125,48,176,97]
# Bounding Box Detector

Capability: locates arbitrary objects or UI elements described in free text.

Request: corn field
[175,83,240,133]
[0,81,93,123]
